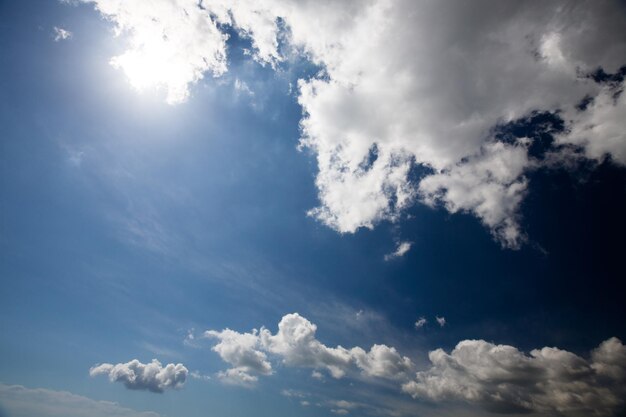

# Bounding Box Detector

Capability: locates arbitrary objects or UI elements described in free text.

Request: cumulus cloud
[79,0,626,246]
[204,328,272,385]
[402,337,626,416]
[53,26,72,41]
[384,241,412,261]
[205,315,626,415]
[435,316,446,327]
[205,313,414,382]
[89,359,188,393]
[0,383,161,417]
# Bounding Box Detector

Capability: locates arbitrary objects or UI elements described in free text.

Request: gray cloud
[402,337,626,416]
[89,359,188,393]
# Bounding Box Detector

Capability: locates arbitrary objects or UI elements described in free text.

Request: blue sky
[1,1,626,417]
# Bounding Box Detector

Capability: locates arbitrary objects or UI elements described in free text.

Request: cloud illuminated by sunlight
[86,0,228,104]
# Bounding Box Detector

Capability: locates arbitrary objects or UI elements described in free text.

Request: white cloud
[205,313,414,381]
[419,142,529,248]
[259,313,354,378]
[204,328,272,385]
[189,371,211,381]
[204,315,626,415]
[216,367,259,387]
[80,0,626,246]
[79,0,228,104]
[0,383,161,417]
[435,316,446,327]
[234,78,255,97]
[89,359,188,393]
[558,81,626,165]
[53,26,72,41]
[402,337,626,416]
[350,344,413,380]
[384,241,412,261]
[414,318,427,329]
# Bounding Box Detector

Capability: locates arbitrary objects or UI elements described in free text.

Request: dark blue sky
[1,1,625,417]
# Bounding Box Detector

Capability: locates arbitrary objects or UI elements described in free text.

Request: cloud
[384,241,412,261]
[79,0,228,104]
[402,337,626,416]
[89,359,188,393]
[204,315,626,415]
[205,313,414,382]
[204,328,272,385]
[435,316,446,327]
[414,318,427,329]
[558,78,626,165]
[189,371,211,381]
[53,26,72,41]
[0,383,161,417]
[80,0,626,246]
[419,142,529,248]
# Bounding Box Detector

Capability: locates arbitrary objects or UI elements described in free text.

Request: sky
[0,1,626,416]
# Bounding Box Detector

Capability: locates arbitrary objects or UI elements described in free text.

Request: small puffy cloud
[89,359,188,393]
[311,370,323,379]
[331,409,349,415]
[53,26,72,41]
[0,383,161,417]
[330,400,358,410]
[402,337,626,416]
[281,389,307,398]
[435,316,446,327]
[384,241,412,261]
[414,318,427,329]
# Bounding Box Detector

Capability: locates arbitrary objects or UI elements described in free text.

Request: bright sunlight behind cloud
[79,0,626,248]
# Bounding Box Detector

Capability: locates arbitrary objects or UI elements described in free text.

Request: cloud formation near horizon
[403,337,626,416]
[77,0,626,248]
[0,383,162,417]
[205,314,626,416]
[89,359,188,393]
